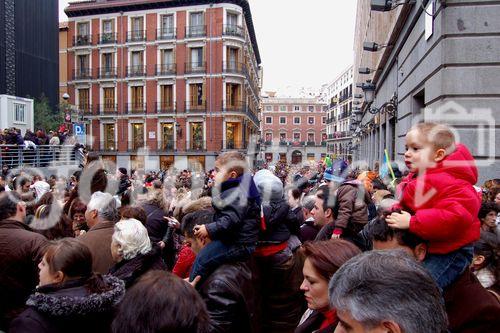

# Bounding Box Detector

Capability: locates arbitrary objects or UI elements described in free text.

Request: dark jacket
[444,269,500,333]
[299,218,319,243]
[116,175,131,196]
[10,275,125,333]
[259,199,293,244]
[108,245,166,288]
[78,221,115,274]
[0,219,47,330]
[333,180,370,235]
[199,261,257,333]
[207,174,260,246]
[295,310,337,333]
[141,202,168,243]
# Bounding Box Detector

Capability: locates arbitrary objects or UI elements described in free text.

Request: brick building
[260,95,327,165]
[63,0,261,171]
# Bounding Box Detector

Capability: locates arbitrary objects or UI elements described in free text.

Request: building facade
[0,0,59,109]
[323,66,353,161]
[64,0,261,171]
[0,95,34,133]
[59,22,69,104]
[353,0,500,183]
[260,96,327,165]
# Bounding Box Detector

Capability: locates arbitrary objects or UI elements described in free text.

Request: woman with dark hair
[295,240,361,333]
[472,238,500,300]
[112,270,210,333]
[10,238,125,333]
[478,202,499,245]
[69,199,88,237]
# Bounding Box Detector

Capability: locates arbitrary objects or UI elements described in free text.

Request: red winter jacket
[397,144,480,254]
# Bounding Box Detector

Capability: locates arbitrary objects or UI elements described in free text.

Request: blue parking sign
[73,123,86,144]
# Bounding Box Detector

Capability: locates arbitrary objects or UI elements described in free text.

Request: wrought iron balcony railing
[184,101,206,112]
[185,62,206,74]
[222,24,244,38]
[126,103,146,114]
[156,28,176,40]
[186,25,206,38]
[127,30,146,42]
[98,32,117,44]
[97,67,118,79]
[73,34,92,46]
[155,102,176,113]
[156,64,176,76]
[222,61,245,75]
[126,65,146,77]
[73,68,93,80]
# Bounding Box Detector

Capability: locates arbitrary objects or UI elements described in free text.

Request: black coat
[207,174,260,246]
[259,199,294,244]
[108,246,166,288]
[199,261,257,333]
[295,310,337,333]
[10,275,125,333]
[141,202,168,243]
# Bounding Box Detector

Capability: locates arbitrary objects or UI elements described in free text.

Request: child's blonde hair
[215,151,247,177]
[412,122,456,151]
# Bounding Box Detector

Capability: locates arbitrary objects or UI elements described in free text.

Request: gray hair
[301,195,316,211]
[329,250,448,333]
[112,218,152,260]
[87,191,120,223]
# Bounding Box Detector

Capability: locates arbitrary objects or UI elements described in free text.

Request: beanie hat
[253,169,284,202]
[118,167,127,176]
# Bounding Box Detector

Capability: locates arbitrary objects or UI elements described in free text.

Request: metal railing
[97,67,118,79]
[223,140,246,150]
[156,102,176,113]
[126,103,146,114]
[73,35,92,46]
[127,30,146,42]
[98,32,117,44]
[222,24,244,38]
[185,62,206,74]
[126,65,146,77]
[184,101,206,112]
[222,61,245,74]
[156,28,176,40]
[96,104,118,115]
[0,145,85,168]
[186,25,206,38]
[222,100,245,112]
[156,64,176,76]
[73,68,93,80]
[186,141,205,151]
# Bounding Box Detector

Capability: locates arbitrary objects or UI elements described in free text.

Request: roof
[65,0,261,64]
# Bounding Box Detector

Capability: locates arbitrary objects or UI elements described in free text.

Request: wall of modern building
[353,0,500,183]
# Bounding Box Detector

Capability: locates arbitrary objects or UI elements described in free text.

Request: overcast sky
[59,0,356,97]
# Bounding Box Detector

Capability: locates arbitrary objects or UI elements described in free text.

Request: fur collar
[26,275,124,317]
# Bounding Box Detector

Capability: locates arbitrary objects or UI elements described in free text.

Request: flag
[384,149,397,186]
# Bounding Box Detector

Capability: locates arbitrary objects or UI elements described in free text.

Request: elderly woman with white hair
[108,218,166,288]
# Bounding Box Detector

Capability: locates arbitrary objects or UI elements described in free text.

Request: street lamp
[361,81,376,104]
[371,0,416,12]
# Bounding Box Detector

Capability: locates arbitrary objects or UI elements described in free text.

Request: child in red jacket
[386,122,480,289]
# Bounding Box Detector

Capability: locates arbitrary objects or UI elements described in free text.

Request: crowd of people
[0,122,499,333]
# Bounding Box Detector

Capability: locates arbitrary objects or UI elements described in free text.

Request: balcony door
[162,49,174,72]
[104,124,115,150]
[131,51,143,74]
[131,17,144,40]
[78,88,89,111]
[226,47,239,70]
[189,12,204,36]
[102,53,113,76]
[160,85,173,110]
[78,54,89,75]
[161,123,174,150]
[190,122,203,150]
[132,123,144,150]
[131,86,144,111]
[103,88,115,112]
[189,83,204,109]
[190,47,203,70]
[226,122,241,149]
[225,83,240,108]
[161,14,174,37]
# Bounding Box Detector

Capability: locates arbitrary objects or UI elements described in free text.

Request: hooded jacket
[206,174,260,246]
[10,275,125,333]
[397,144,481,254]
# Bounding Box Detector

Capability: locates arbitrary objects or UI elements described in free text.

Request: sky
[59,0,357,97]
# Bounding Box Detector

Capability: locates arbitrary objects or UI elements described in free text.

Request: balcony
[97,67,118,79]
[155,64,176,76]
[126,30,146,42]
[184,101,206,113]
[186,141,205,151]
[77,105,93,116]
[72,68,92,80]
[159,140,175,151]
[126,65,146,77]
[156,102,176,113]
[185,25,206,38]
[222,100,245,112]
[306,141,316,146]
[222,61,245,75]
[73,35,92,46]
[222,24,244,38]
[185,62,206,74]
[96,104,118,115]
[156,28,176,41]
[224,140,246,150]
[98,32,117,44]
[126,103,146,114]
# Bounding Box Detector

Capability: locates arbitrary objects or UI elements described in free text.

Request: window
[77,54,89,74]
[280,105,286,112]
[307,133,315,143]
[265,105,272,112]
[161,123,174,150]
[265,133,272,141]
[280,133,286,141]
[226,83,240,107]
[160,14,174,37]
[189,83,204,108]
[132,123,144,150]
[227,13,238,26]
[308,117,314,125]
[293,117,300,124]
[102,53,113,75]
[226,122,241,149]
[189,12,205,36]
[13,103,25,123]
[103,88,115,111]
[293,133,300,141]
[308,105,314,112]
[190,47,204,69]
[265,117,272,124]
[77,22,89,36]
[78,88,90,110]
[160,85,173,109]
[104,124,115,150]
[294,105,300,112]
[130,51,144,75]
[102,20,113,33]
[131,86,144,110]
[190,122,204,150]
[226,47,239,69]
[131,17,144,40]
[279,117,286,124]
[161,49,174,72]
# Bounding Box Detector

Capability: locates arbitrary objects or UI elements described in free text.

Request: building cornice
[65,0,261,64]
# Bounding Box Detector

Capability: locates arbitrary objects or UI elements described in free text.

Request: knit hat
[253,169,284,202]
[31,181,50,200]
[118,167,127,176]
[324,168,344,183]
